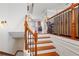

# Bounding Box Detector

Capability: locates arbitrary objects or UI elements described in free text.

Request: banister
[24,15,38,56]
[24,19,34,35]
[47,3,79,40]
[48,3,79,20]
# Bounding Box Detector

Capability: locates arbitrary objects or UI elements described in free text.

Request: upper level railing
[24,15,38,56]
[47,3,79,40]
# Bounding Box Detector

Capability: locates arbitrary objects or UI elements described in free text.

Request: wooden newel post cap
[34,30,38,40]
[35,30,38,35]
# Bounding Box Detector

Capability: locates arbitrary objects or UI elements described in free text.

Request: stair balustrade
[24,15,38,56]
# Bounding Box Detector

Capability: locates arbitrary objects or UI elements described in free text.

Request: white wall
[8,35,24,54]
[41,20,47,33]
[0,3,27,54]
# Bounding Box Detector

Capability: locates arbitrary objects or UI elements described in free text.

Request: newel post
[34,30,38,56]
[24,15,28,50]
[71,3,76,39]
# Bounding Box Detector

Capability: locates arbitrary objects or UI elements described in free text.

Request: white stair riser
[29,43,54,48]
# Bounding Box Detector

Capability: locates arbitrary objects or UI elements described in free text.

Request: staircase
[30,34,59,56]
[24,15,59,56]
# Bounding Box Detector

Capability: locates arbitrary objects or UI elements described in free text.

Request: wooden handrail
[48,3,79,20]
[24,17,34,35]
[24,15,38,56]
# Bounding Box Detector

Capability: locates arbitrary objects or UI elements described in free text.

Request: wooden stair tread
[37,40,52,44]
[28,36,50,39]
[30,45,55,52]
[37,52,59,56]
[38,36,50,39]
[31,40,52,44]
